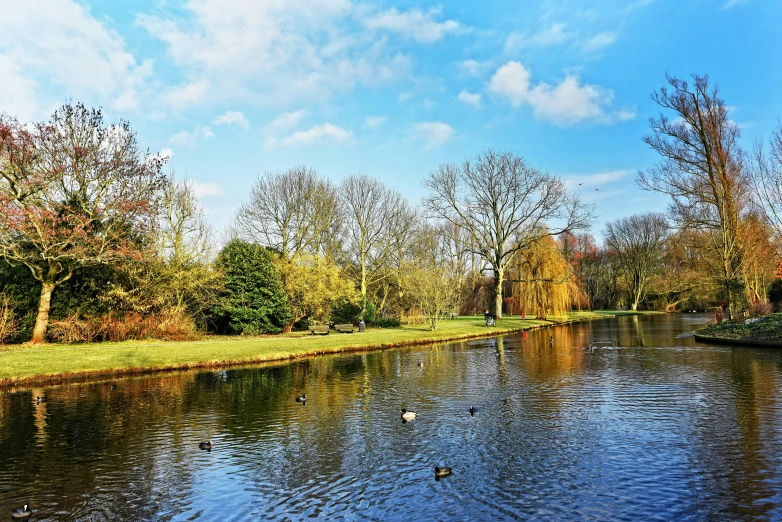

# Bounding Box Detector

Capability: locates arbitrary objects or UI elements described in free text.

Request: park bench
[334,323,356,333]
[308,325,330,335]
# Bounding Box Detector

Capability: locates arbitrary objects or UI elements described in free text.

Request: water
[2,314,782,521]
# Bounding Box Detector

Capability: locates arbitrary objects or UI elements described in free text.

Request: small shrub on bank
[749,301,774,317]
[48,310,200,343]
[371,318,401,328]
[49,313,103,343]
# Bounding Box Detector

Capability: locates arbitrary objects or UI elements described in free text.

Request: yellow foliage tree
[275,254,356,325]
[510,236,580,319]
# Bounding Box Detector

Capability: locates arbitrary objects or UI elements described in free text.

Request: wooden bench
[334,323,356,333]
[308,325,330,335]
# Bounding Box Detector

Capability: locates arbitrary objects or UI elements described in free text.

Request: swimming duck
[418,362,424,368]
[434,466,452,477]
[469,406,477,416]
[400,408,418,420]
[36,396,46,404]
[199,440,212,450]
[11,505,32,519]
[295,394,307,402]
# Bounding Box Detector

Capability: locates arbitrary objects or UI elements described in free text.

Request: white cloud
[139,0,412,109]
[213,110,249,129]
[563,170,628,189]
[362,7,461,43]
[265,110,307,132]
[583,31,617,53]
[0,0,149,115]
[364,116,387,129]
[265,123,354,149]
[505,23,572,53]
[457,90,481,107]
[169,126,215,146]
[158,148,174,160]
[188,180,225,198]
[457,59,487,77]
[488,61,634,125]
[409,122,454,149]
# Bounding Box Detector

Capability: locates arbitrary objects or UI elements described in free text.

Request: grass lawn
[696,313,782,343]
[0,310,651,385]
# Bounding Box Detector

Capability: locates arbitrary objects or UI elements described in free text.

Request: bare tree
[423,149,593,320]
[638,74,749,319]
[750,122,782,249]
[339,174,408,315]
[0,103,166,343]
[604,213,669,310]
[233,166,341,259]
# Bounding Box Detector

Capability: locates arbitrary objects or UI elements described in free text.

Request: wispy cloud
[457,90,481,107]
[169,126,214,146]
[582,31,617,53]
[563,170,628,189]
[364,116,387,129]
[265,123,354,149]
[213,110,249,129]
[505,23,572,53]
[362,7,462,43]
[409,122,454,149]
[724,0,747,8]
[188,180,225,198]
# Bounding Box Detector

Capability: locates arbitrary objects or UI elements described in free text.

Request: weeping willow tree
[510,236,580,320]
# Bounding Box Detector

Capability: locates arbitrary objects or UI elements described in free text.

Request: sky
[1,0,781,241]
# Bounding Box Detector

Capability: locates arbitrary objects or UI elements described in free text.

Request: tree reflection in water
[1,314,782,520]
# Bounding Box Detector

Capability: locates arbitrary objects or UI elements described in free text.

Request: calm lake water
[3,314,782,521]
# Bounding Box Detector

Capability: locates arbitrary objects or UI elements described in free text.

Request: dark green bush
[331,297,362,324]
[208,240,291,335]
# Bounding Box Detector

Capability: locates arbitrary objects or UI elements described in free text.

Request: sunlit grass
[0,310,654,384]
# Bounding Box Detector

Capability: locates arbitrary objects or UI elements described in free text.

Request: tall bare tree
[638,74,750,319]
[423,149,593,320]
[0,103,166,343]
[233,166,341,259]
[339,174,408,314]
[750,122,782,250]
[604,213,669,310]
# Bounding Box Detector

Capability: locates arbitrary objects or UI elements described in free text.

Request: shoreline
[0,311,649,389]
[693,333,782,347]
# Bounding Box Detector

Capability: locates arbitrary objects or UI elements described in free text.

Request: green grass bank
[695,313,782,346]
[0,311,650,386]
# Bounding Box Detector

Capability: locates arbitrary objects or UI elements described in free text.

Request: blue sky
[1,0,780,240]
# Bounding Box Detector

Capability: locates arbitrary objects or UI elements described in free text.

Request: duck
[469,406,477,416]
[434,466,452,477]
[199,440,212,450]
[418,362,424,368]
[295,394,307,403]
[35,396,46,404]
[400,408,418,420]
[11,505,32,519]
[110,383,117,390]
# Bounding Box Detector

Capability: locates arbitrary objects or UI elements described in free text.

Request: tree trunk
[31,280,55,344]
[494,266,504,320]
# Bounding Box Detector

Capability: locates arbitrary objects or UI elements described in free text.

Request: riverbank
[0,311,651,386]
[694,313,782,347]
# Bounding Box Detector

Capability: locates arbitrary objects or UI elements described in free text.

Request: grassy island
[0,311,649,386]
[695,314,782,345]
